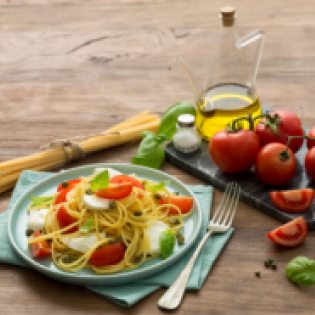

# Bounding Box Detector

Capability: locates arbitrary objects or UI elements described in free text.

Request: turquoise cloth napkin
[0,170,233,307]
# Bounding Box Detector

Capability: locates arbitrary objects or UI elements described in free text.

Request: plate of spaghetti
[8,164,202,285]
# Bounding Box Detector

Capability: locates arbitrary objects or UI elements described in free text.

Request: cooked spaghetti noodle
[27,169,194,274]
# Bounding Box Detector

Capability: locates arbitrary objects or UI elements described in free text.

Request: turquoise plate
[8,164,202,286]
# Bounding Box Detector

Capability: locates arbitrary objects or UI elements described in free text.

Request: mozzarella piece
[27,208,50,231]
[83,193,111,210]
[93,168,122,179]
[64,233,106,253]
[148,221,169,254]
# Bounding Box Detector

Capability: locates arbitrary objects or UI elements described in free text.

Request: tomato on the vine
[255,143,296,185]
[209,128,260,174]
[305,147,315,181]
[307,127,315,150]
[270,189,314,212]
[255,110,304,153]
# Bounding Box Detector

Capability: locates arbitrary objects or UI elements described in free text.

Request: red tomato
[94,183,133,200]
[267,217,308,247]
[255,110,304,153]
[160,195,194,214]
[110,175,145,190]
[209,129,260,174]
[55,186,73,205]
[307,127,315,149]
[305,147,315,181]
[56,206,78,233]
[57,179,82,192]
[270,189,314,212]
[30,230,51,258]
[89,242,126,267]
[255,143,296,185]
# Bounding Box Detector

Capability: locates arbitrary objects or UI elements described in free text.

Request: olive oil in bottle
[195,84,262,141]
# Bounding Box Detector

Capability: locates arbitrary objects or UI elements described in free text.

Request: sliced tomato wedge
[56,206,78,233]
[94,182,133,200]
[267,217,308,247]
[270,189,315,213]
[89,242,126,267]
[30,230,51,258]
[55,186,74,205]
[57,179,82,192]
[110,175,145,190]
[160,195,194,214]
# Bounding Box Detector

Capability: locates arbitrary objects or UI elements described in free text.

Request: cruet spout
[176,57,204,106]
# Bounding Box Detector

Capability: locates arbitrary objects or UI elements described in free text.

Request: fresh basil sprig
[286,256,315,286]
[145,180,170,192]
[30,195,54,206]
[132,102,196,169]
[131,132,168,169]
[80,218,94,233]
[90,170,109,191]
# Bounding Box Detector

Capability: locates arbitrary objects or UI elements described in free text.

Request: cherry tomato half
[209,129,260,174]
[94,182,133,200]
[30,230,51,258]
[270,189,315,213]
[55,186,73,205]
[255,110,304,153]
[160,195,194,214]
[267,217,308,247]
[110,175,145,190]
[57,179,82,192]
[255,143,296,186]
[89,242,126,267]
[56,206,78,233]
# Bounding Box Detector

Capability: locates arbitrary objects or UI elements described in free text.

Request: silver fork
[158,182,241,310]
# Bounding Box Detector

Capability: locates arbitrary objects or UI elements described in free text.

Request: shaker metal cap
[177,114,195,127]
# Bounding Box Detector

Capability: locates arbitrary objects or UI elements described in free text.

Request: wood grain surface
[0,0,315,314]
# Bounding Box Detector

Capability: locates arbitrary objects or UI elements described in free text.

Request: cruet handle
[236,29,266,87]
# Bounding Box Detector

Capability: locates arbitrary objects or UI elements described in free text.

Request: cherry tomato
[30,230,51,258]
[55,186,73,205]
[255,143,296,185]
[267,217,308,247]
[56,206,78,233]
[110,175,145,190]
[57,179,82,192]
[306,127,315,149]
[89,242,126,267]
[270,189,315,212]
[305,147,315,181]
[160,195,194,214]
[255,110,304,153]
[94,182,133,200]
[209,129,260,174]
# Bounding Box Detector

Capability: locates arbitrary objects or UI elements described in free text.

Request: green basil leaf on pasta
[145,180,170,192]
[80,218,94,233]
[286,256,315,286]
[91,170,110,191]
[30,195,54,206]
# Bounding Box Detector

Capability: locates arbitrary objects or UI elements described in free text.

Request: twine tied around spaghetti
[40,132,120,163]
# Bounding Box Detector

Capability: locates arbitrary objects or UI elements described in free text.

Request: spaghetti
[27,169,194,274]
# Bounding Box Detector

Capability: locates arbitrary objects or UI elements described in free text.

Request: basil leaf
[145,180,170,192]
[80,218,94,233]
[131,131,167,169]
[286,256,315,286]
[90,170,109,191]
[158,102,196,139]
[30,195,54,206]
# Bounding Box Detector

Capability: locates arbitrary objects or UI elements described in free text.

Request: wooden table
[0,1,315,314]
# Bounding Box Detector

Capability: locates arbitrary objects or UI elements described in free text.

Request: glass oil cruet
[177,6,266,140]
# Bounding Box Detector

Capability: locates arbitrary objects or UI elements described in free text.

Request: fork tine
[221,183,239,226]
[214,182,235,224]
[226,184,241,227]
[211,183,232,223]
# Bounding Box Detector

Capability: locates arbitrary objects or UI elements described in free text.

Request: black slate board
[165,104,315,230]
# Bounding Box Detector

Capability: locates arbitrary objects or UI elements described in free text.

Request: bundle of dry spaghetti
[0,111,160,194]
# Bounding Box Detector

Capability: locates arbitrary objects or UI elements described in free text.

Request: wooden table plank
[0,0,315,314]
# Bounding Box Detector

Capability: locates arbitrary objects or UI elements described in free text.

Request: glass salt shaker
[172,114,201,153]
